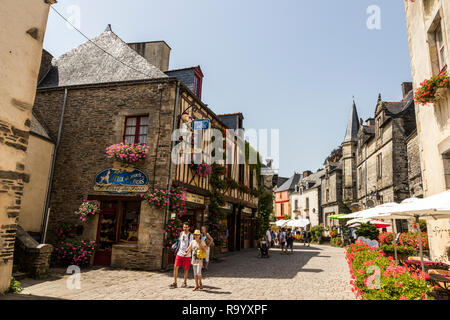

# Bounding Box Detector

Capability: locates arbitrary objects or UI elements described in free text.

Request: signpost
[192,119,210,130]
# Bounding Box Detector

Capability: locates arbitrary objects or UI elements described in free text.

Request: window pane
[119,202,140,243]
[140,117,149,126]
[139,135,147,144]
[140,126,148,135]
[126,117,137,126]
[125,136,135,144]
[125,126,136,135]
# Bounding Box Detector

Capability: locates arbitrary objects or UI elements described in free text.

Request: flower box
[106,142,149,165]
[434,86,448,102]
[414,73,450,105]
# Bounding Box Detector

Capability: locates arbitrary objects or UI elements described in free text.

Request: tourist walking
[266,228,272,247]
[273,230,279,246]
[184,230,208,291]
[170,222,193,288]
[286,229,294,254]
[270,230,275,247]
[279,228,287,254]
[305,230,312,247]
[201,226,214,271]
[302,229,307,246]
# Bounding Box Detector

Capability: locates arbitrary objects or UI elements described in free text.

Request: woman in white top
[184,230,208,291]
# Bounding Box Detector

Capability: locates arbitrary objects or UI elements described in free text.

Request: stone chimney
[303,170,312,178]
[401,82,413,98]
[366,118,375,126]
[128,41,171,72]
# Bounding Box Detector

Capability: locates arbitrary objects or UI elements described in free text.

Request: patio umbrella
[370,220,391,228]
[275,220,287,227]
[329,214,347,219]
[346,218,370,226]
[376,191,450,272]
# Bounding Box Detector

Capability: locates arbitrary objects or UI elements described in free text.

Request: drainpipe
[40,88,68,244]
[161,81,180,269]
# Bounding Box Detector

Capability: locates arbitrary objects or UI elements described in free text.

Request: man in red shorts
[170,222,193,288]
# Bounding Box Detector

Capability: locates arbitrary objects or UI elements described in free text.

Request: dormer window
[193,67,204,100]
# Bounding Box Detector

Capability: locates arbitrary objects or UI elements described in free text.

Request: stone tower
[341,100,360,205]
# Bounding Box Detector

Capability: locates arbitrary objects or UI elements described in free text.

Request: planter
[434,86,448,103]
[112,161,136,172]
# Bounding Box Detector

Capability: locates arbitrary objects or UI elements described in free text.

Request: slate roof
[275,173,302,192]
[385,91,414,115]
[38,27,167,88]
[276,177,289,188]
[30,112,52,141]
[300,169,326,189]
[343,101,360,143]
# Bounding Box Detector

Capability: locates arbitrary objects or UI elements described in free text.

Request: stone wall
[14,225,53,278]
[33,80,178,270]
[0,0,53,293]
[404,0,450,262]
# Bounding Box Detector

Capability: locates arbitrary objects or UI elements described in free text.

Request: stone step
[12,272,28,281]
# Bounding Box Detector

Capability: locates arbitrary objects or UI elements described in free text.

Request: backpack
[173,232,193,254]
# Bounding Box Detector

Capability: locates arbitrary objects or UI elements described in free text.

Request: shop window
[119,202,140,243]
[124,115,149,144]
[306,197,310,209]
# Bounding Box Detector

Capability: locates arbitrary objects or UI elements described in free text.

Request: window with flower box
[123,116,149,144]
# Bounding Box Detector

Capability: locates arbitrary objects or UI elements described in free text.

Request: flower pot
[434,86,448,103]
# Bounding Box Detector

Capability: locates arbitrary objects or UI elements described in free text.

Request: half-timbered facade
[31,27,258,270]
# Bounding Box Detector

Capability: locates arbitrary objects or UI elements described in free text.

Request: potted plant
[414,72,450,105]
[106,142,149,171]
[74,200,100,222]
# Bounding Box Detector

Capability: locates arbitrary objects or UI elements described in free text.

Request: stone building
[32,27,258,270]
[321,159,349,229]
[355,85,417,232]
[0,0,54,293]
[291,169,325,228]
[404,0,450,262]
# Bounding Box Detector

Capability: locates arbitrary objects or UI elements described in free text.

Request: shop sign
[192,119,210,130]
[186,192,205,204]
[220,202,232,210]
[242,207,253,214]
[94,168,149,194]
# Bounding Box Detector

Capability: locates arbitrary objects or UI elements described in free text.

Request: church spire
[343,100,360,143]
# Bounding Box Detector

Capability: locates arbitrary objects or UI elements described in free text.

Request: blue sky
[43,0,412,177]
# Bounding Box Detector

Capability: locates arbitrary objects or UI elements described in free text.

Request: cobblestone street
[1,243,354,300]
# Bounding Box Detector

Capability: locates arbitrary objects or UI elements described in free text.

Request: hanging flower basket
[141,186,186,216]
[106,142,149,165]
[189,162,213,178]
[414,73,450,105]
[75,200,100,222]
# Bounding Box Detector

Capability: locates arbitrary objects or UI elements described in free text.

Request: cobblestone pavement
[1,243,354,300]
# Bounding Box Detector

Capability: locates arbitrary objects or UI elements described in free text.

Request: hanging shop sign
[186,192,205,205]
[192,119,210,130]
[242,207,253,215]
[94,168,149,194]
[220,202,233,210]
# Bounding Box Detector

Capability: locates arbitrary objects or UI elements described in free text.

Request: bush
[380,244,417,256]
[398,232,428,251]
[378,232,393,245]
[346,241,434,300]
[54,238,97,267]
[310,226,325,244]
[331,237,344,247]
[355,223,379,241]
[6,277,23,294]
